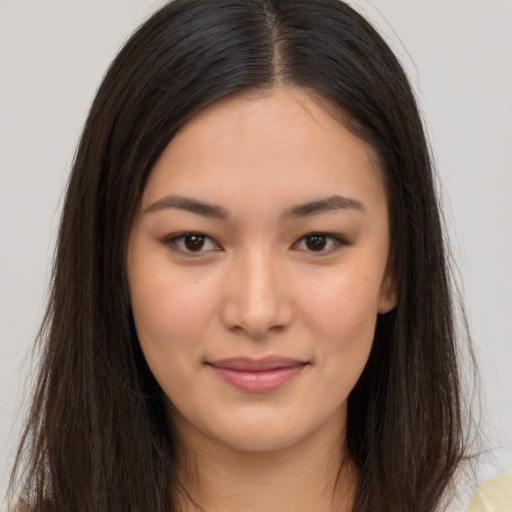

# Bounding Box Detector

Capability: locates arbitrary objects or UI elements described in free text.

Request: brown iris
[184,234,206,251]
[305,234,328,251]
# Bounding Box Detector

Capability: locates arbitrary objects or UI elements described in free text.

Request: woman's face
[127,86,396,455]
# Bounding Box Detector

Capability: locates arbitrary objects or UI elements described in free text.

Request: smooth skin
[127,86,396,512]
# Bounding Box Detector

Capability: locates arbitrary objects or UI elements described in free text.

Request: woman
[7,0,497,510]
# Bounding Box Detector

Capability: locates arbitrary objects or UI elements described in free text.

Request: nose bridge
[221,244,291,337]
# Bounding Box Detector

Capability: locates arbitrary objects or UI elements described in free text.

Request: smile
[207,357,307,393]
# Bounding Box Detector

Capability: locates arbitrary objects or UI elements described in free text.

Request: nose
[220,249,293,338]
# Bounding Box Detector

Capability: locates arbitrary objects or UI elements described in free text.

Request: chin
[211,424,309,454]
[199,403,345,456]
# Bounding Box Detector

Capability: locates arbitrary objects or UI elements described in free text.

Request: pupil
[185,234,205,251]
[306,235,326,251]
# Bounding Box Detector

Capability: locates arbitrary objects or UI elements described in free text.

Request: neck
[174,420,357,512]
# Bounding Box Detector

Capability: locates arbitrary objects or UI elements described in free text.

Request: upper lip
[207,357,306,371]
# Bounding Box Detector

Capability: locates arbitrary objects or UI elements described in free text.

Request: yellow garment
[466,472,512,511]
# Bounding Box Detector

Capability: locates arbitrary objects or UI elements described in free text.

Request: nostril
[218,254,293,337]
[220,292,293,338]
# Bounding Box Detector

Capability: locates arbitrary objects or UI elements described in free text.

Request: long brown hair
[9,1,476,510]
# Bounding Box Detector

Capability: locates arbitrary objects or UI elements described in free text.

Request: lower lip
[209,364,305,393]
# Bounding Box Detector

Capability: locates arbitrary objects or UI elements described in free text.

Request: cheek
[302,269,380,396]
[298,263,382,339]
[128,261,220,361]
[128,269,221,408]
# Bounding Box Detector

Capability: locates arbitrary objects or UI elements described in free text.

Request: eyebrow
[284,195,366,218]
[144,195,228,218]
[143,194,365,219]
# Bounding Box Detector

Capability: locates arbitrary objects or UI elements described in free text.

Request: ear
[377,265,398,314]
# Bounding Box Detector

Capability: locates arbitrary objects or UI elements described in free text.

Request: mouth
[206,357,307,393]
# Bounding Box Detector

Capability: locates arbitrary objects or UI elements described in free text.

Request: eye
[164,233,220,254]
[292,233,345,253]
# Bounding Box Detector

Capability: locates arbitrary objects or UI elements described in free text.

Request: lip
[207,357,307,393]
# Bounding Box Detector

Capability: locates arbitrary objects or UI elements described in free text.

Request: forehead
[141,86,386,219]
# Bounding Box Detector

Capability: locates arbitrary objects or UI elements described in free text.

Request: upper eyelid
[162,231,348,251]
[164,231,213,242]
[297,232,347,243]
[164,232,220,252]
[292,233,348,252]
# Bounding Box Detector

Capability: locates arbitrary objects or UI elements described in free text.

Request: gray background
[1,0,511,495]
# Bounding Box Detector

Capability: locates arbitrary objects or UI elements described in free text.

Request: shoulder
[444,446,512,512]
[462,446,512,512]
[465,471,512,512]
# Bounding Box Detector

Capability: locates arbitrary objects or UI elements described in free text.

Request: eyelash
[163,232,348,255]
[291,233,348,253]
[163,232,221,255]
